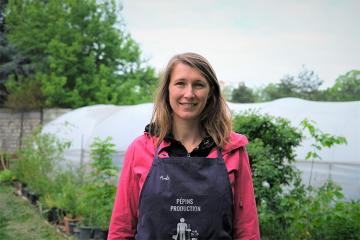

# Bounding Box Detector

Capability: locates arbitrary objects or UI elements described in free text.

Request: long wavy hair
[149,52,232,147]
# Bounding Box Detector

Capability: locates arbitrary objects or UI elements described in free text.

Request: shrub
[286,181,360,240]
[233,110,302,209]
[0,169,14,184]
[78,137,118,230]
[11,127,70,196]
[232,111,357,239]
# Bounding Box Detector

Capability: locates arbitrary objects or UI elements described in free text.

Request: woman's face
[168,62,210,123]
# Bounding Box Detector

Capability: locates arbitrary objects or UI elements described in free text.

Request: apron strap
[217,147,224,164]
[153,146,161,165]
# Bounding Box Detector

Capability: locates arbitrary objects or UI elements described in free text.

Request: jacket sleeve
[108,142,139,240]
[233,147,260,240]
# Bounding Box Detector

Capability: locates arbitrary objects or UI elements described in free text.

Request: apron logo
[160,175,170,181]
[171,218,199,240]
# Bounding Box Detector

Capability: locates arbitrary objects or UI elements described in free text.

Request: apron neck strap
[155,146,223,159]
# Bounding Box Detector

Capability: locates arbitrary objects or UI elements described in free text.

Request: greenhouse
[42,98,360,200]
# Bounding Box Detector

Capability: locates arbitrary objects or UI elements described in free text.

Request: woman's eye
[175,82,185,86]
[194,83,205,88]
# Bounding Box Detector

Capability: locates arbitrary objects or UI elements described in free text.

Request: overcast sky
[121,0,360,88]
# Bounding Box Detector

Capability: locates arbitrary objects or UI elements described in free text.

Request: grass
[0,184,68,240]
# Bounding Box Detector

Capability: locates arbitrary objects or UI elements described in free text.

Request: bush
[233,110,302,209]
[78,137,118,230]
[260,181,360,240]
[287,181,360,240]
[0,169,14,184]
[11,127,70,196]
[232,111,358,239]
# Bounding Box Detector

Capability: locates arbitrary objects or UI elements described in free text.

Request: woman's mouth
[179,102,197,107]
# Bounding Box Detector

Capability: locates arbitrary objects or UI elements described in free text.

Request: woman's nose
[184,85,195,98]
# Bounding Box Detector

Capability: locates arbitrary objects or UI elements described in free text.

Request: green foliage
[325,70,360,101]
[11,127,70,196]
[233,111,302,209]
[289,181,360,240]
[261,66,323,101]
[0,169,13,184]
[301,119,347,161]
[4,75,44,110]
[231,82,257,103]
[261,181,360,240]
[230,68,360,102]
[78,137,118,229]
[4,0,157,108]
[232,111,358,239]
[47,168,83,218]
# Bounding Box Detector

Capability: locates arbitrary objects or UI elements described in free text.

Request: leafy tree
[230,82,257,103]
[261,66,323,101]
[0,0,35,106]
[325,70,360,101]
[295,66,323,99]
[4,0,157,108]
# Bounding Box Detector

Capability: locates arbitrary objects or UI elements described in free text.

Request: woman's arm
[233,147,260,240]
[108,142,139,240]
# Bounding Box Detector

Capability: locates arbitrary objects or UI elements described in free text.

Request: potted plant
[43,193,64,224]
[11,128,70,204]
[78,137,118,239]
[57,170,83,235]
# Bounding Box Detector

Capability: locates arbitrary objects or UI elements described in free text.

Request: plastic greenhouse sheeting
[42,98,360,200]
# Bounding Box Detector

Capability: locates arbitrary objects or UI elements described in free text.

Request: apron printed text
[170,198,201,212]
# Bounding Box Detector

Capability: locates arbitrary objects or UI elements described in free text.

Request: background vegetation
[233,112,359,239]
[1,1,359,108]
[229,67,360,103]
[0,0,157,109]
[0,0,359,238]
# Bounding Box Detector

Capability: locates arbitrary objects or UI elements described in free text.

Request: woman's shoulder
[127,132,157,153]
[222,131,249,153]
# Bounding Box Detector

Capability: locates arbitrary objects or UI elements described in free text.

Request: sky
[120,0,360,89]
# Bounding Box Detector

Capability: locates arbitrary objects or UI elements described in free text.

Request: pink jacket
[108,131,260,240]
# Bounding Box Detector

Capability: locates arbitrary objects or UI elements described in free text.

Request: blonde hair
[150,52,232,147]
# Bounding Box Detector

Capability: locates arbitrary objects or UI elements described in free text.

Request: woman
[108,52,260,240]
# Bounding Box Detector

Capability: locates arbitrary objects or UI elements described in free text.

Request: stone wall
[0,108,71,153]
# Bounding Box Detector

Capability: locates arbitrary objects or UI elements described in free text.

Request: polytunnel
[42,98,360,200]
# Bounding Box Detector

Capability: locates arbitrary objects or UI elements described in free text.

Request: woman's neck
[172,118,204,153]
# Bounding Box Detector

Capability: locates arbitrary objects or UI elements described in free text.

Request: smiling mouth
[179,103,197,106]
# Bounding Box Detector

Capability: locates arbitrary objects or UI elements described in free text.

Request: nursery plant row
[0,131,118,240]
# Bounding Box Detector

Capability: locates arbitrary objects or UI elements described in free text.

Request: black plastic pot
[93,228,108,240]
[47,207,59,224]
[28,192,39,205]
[79,226,94,240]
[69,221,78,235]
[21,186,29,198]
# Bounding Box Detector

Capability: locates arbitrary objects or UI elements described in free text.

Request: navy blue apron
[135,147,233,240]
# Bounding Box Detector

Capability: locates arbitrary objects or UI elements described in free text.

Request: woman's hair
[150,52,232,147]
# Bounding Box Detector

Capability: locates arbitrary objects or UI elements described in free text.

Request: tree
[294,66,323,100]
[261,66,323,101]
[325,70,360,101]
[231,82,256,103]
[4,0,157,108]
